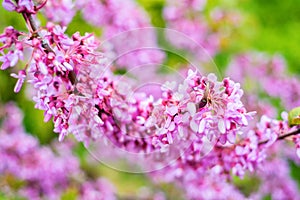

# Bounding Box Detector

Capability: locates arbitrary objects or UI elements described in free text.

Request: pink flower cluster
[42,0,76,26]
[2,0,36,13]
[231,113,292,177]
[153,168,246,200]
[0,1,254,156]
[27,23,102,141]
[78,70,253,155]
[77,0,165,69]
[0,26,23,72]
[250,157,300,200]
[227,52,300,110]
[0,103,116,199]
[150,112,299,199]
[227,53,300,156]
[150,70,254,152]
[163,0,220,60]
[80,179,116,200]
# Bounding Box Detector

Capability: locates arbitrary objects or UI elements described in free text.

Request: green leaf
[288,107,300,126]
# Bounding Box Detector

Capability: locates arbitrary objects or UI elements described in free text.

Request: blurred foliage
[240,0,300,74]
[1,0,300,199]
[73,142,183,199]
[288,107,300,126]
[137,0,166,27]
[61,187,79,200]
[0,174,27,200]
[1,174,26,192]
[290,160,300,189]
[66,12,102,36]
[233,174,261,197]
[206,0,300,74]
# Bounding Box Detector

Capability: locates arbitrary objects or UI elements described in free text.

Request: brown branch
[258,128,300,145]
[20,7,78,84]
[15,0,53,53]
[22,12,55,54]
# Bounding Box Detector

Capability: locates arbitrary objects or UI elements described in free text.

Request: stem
[22,12,55,53]
[20,7,77,84]
[14,0,53,53]
[258,128,300,145]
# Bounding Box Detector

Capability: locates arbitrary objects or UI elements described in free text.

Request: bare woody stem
[258,128,300,145]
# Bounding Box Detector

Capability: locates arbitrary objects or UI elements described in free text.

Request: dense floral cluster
[0,17,106,142]
[227,52,300,110]
[43,0,76,26]
[147,69,255,155]
[2,0,36,13]
[77,0,165,69]
[0,26,23,74]
[0,103,116,199]
[150,113,300,199]
[0,0,255,153]
[227,52,300,158]
[250,156,300,199]
[163,0,220,60]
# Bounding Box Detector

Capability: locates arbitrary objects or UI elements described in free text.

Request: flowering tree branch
[1,0,300,199]
[13,0,53,52]
[14,2,300,149]
[18,1,79,84]
[259,128,300,145]
[22,12,54,54]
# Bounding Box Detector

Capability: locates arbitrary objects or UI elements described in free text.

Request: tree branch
[259,128,300,145]
[14,0,300,147]
[22,12,55,54]
[20,8,77,84]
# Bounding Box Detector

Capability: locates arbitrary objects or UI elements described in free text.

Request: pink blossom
[11,69,27,92]
[293,136,300,158]
[0,26,20,46]
[43,0,76,25]
[0,103,80,199]
[0,50,23,69]
[163,0,221,60]
[226,53,300,110]
[80,179,116,200]
[17,0,35,13]
[0,103,117,199]
[250,157,300,200]
[3,0,36,13]
[2,3,300,199]
[2,0,16,11]
[77,0,165,69]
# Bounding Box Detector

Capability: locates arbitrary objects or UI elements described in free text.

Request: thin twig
[20,7,78,84]
[259,128,300,145]
[22,12,55,53]
[14,0,53,52]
